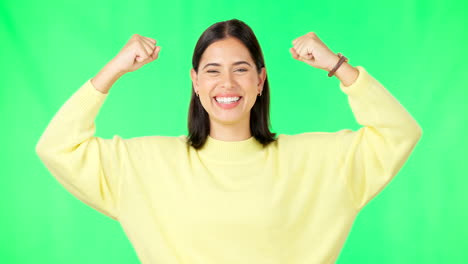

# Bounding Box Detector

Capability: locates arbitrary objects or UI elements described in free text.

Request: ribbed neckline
[197,135,265,163]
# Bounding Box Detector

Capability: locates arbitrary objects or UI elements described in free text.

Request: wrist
[325,53,359,87]
[92,64,125,94]
[334,62,359,87]
[326,54,341,72]
[104,61,127,78]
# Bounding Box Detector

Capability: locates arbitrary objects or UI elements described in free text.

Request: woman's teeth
[215,97,241,104]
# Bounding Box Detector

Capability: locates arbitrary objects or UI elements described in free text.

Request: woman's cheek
[201,78,218,91]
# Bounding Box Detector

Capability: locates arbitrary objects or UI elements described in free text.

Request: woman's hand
[290,32,359,86]
[108,34,161,74]
[91,34,161,94]
[290,32,340,72]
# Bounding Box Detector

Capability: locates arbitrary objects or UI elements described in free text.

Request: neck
[199,134,265,163]
[209,115,251,141]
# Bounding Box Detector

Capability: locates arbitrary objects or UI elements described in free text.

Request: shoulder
[275,130,356,158]
[120,135,189,153]
[122,134,187,143]
[277,131,344,148]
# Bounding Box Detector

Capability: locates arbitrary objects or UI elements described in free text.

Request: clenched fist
[290,32,340,72]
[108,34,161,74]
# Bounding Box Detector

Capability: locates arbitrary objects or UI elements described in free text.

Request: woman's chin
[210,112,247,126]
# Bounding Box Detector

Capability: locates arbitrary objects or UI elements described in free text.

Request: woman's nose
[220,72,234,88]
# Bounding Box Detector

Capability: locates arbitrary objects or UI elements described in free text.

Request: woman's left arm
[290,32,423,210]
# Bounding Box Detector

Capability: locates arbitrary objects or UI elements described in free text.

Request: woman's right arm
[35,34,161,220]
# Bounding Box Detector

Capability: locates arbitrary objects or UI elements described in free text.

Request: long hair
[187,19,276,149]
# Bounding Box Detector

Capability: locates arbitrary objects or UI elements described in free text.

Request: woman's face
[190,37,266,127]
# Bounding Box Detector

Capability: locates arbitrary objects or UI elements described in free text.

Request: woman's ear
[258,67,266,93]
[190,68,198,92]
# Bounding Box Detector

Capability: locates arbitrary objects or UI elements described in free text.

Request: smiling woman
[36,18,422,264]
[188,19,273,148]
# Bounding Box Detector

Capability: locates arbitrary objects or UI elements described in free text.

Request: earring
[259,91,262,96]
[196,91,199,97]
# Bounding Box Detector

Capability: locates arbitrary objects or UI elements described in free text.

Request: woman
[36,19,422,264]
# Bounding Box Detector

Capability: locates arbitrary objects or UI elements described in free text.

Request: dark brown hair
[187,19,276,149]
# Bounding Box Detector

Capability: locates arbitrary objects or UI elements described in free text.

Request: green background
[1,0,466,262]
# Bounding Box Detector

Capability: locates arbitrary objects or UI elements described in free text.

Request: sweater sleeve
[35,79,124,220]
[336,66,422,211]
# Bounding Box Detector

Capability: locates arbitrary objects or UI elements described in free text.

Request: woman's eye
[206,69,247,73]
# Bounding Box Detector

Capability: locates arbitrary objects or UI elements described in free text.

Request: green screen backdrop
[1,0,466,263]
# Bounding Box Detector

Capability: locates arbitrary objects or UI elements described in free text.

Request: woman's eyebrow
[202,61,252,69]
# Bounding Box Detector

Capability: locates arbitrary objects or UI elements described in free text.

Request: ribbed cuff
[85,79,109,96]
[64,79,109,120]
[339,66,371,96]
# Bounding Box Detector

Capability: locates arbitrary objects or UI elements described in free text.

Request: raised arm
[290,32,422,211]
[35,34,161,219]
[335,66,422,210]
[35,79,123,219]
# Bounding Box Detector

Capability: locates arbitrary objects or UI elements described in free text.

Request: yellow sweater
[36,66,422,264]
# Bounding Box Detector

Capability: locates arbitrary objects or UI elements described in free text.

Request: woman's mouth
[213,96,242,109]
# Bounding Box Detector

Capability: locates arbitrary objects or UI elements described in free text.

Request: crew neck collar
[197,135,265,163]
